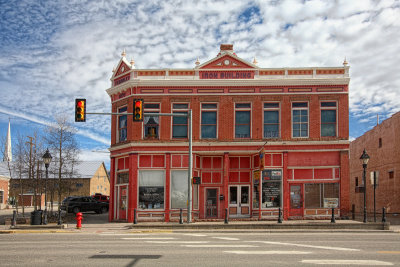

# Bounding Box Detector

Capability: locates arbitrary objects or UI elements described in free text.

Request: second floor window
[172,103,189,138]
[321,101,337,137]
[264,102,280,138]
[201,103,217,139]
[235,103,251,138]
[118,106,127,142]
[144,103,160,139]
[292,102,308,138]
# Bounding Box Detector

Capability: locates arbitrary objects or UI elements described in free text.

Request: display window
[138,170,165,209]
[171,170,188,209]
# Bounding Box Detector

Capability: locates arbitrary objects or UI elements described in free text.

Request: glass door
[289,184,303,217]
[117,185,128,220]
[229,185,250,217]
[205,188,218,218]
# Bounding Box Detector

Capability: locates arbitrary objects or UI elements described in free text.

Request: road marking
[100,233,151,236]
[251,241,359,251]
[182,233,207,237]
[146,241,209,244]
[183,245,258,248]
[225,250,311,255]
[122,237,176,240]
[212,237,240,241]
[378,251,400,254]
[301,260,393,265]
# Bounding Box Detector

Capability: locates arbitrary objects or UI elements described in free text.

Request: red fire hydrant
[76,212,83,229]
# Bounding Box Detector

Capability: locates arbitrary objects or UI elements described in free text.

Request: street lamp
[42,149,52,225]
[360,149,370,223]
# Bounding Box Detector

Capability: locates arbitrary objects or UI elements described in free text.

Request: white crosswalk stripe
[122,237,176,240]
[225,250,311,255]
[183,245,258,248]
[301,260,393,265]
[212,237,240,241]
[251,241,360,251]
[146,241,209,244]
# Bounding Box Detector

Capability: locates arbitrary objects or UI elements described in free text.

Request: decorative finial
[343,57,348,66]
[195,57,200,66]
[130,58,135,68]
[121,49,126,58]
[252,57,258,65]
[112,67,116,73]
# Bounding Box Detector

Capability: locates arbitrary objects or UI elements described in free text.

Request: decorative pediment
[115,61,130,77]
[198,54,257,69]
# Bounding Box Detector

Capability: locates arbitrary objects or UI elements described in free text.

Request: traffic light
[133,99,143,121]
[75,99,86,122]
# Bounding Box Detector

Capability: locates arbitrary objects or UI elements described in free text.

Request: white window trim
[234,102,252,139]
[291,101,309,138]
[263,102,280,139]
[320,101,338,137]
[143,102,161,140]
[117,105,128,143]
[200,103,218,139]
[171,103,190,139]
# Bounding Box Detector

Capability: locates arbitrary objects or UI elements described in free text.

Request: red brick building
[350,112,400,219]
[106,44,350,222]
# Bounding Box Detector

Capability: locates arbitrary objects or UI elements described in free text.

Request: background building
[107,44,350,222]
[350,112,400,221]
[1,161,109,207]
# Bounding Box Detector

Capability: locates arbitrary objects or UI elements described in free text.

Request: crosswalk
[99,232,394,265]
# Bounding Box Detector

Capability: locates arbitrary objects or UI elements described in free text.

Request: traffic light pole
[85,111,193,223]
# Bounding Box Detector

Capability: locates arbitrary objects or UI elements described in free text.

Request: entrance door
[205,188,218,218]
[229,185,250,217]
[117,185,128,220]
[289,184,303,217]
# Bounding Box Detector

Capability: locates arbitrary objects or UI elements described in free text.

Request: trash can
[31,210,43,225]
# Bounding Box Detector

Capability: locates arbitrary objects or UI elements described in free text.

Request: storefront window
[261,169,282,208]
[117,172,129,184]
[193,185,199,210]
[171,170,188,209]
[305,183,339,208]
[138,170,164,209]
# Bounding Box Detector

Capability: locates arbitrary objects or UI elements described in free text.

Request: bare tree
[45,115,79,219]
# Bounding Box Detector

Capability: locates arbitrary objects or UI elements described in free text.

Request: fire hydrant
[76,212,83,229]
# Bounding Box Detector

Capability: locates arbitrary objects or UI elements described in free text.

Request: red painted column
[223,153,229,214]
[340,151,350,216]
[165,153,171,222]
[108,157,115,222]
[283,152,289,220]
[128,153,138,223]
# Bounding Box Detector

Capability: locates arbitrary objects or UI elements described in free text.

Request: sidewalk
[0,207,397,234]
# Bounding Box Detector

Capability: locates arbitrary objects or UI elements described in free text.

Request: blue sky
[1,0,399,170]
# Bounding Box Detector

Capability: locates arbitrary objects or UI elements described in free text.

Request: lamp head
[360,149,370,166]
[42,149,52,167]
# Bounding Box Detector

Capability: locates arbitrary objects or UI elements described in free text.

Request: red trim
[165,153,171,222]
[109,158,115,222]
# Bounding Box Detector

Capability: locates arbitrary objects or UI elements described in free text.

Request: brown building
[350,112,400,221]
[1,161,109,207]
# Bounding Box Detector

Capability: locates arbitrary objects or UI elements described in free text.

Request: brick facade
[350,112,400,217]
[107,44,350,222]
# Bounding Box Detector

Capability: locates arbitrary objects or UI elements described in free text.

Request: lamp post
[42,149,52,225]
[360,149,370,223]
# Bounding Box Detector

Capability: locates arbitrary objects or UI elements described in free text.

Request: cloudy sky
[0,0,399,168]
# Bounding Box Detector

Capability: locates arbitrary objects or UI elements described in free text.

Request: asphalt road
[1,232,399,266]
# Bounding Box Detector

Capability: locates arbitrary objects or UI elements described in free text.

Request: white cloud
[1,0,399,147]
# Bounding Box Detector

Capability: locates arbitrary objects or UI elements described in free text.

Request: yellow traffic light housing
[75,99,86,122]
[133,99,143,121]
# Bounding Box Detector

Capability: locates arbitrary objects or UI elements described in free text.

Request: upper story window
[118,106,128,142]
[321,101,337,137]
[263,102,280,138]
[292,102,308,138]
[172,103,189,138]
[144,103,160,139]
[235,103,251,138]
[201,103,217,139]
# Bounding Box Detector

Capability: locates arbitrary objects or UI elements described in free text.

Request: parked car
[91,193,110,203]
[61,196,109,214]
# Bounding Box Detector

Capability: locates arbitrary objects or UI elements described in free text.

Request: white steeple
[3,120,12,162]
